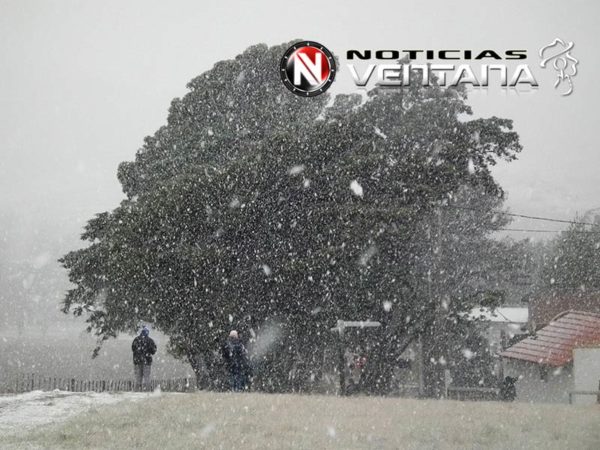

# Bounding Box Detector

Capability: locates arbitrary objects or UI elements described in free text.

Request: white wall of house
[503,359,573,403]
[573,347,600,405]
[469,307,528,356]
[485,322,527,353]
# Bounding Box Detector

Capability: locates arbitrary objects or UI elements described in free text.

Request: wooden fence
[3,373,193,394]
[568,390,600,404]
[446,386,500,401]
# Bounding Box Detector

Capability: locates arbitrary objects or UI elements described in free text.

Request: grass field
[2,391,600,449]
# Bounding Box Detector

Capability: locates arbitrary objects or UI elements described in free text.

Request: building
[500,310,600,403]
[468,306,529,354]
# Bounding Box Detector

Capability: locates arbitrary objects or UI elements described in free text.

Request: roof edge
[548,309,600,323]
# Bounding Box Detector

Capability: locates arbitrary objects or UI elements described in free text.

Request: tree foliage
[60,41,522,392]
[541,216,600,291]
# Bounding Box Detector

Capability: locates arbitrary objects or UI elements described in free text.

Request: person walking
[132,326,157,391]
[221,330,251,391]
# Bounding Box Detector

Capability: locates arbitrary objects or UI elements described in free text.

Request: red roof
[500,310,600,367]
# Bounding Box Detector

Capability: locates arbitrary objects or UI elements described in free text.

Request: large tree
[60,41,521,392]
[541,216,600,291]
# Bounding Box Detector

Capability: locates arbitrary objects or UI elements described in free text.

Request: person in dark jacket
[500,376,517,401]
[221,330,251,391]
[132,326,157,391]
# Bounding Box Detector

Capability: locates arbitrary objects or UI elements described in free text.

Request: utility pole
[336,320,346,396]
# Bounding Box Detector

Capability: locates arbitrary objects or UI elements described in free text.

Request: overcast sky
[1,0,599,261]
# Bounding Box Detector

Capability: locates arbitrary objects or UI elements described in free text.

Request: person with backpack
[221,330,251,391]
[132,325,157,391]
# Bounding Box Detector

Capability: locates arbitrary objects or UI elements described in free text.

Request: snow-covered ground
[0,390,148,435]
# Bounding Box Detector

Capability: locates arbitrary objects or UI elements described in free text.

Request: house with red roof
[500,310,600,404]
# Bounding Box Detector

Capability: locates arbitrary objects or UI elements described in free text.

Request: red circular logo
[280,42,336,97]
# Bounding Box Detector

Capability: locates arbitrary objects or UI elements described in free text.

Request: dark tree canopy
[60,41,521,392]
[541,215,600,291]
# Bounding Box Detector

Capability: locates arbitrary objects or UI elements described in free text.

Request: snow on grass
[0,390,147,435]
[4,391,600,449]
